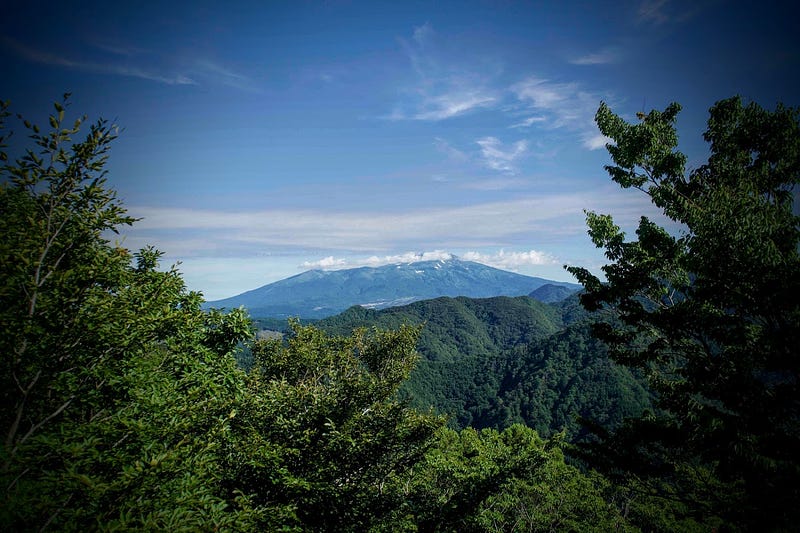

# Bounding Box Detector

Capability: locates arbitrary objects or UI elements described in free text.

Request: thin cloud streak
[5,38,259,90]
[5,38,197,85]
[637,0,670,25]
[303,251,456,271]
[124,190,664,258]
[192,59,261,92]
[412,92,496,120]
[570,46,621,65]
[389,24,498,121]
[462,178,528,191]
[461,249,558,270]
[510,115,546,128]
[511,76,612,150]
[476,137,528,174]
[298,248,556,273]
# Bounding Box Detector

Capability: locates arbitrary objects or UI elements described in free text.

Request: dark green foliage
[319,296,562,429]
[0,97,256,529]
[220,322,445,531]
[316,296,652,438]
[568,97,800,529]
[497,322,651,439]
[393,425,630,532]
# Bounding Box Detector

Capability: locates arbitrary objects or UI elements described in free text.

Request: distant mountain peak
[206,258,580,319]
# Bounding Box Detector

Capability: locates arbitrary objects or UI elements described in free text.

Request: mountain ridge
[206,257,580,318]
[313,294,651,434]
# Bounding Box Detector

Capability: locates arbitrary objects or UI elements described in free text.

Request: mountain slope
[315,295,651,435]
[528,283,579,303]
[320,295,562,362]
[317,296,562,428]
[207,257,580,319]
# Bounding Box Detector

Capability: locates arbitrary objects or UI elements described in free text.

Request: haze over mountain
[207,257,580,319]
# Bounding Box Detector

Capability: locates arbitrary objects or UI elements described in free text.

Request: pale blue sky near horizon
[2,0,798,300]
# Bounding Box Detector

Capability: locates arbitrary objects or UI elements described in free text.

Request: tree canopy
[0,95,256,529]
[567,96,800,529]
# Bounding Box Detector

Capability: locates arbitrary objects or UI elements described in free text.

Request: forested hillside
[316,296,651,436]
[318,296,564,429]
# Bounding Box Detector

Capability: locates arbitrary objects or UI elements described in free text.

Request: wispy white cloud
[510,77,611,150]
[125,199,558,255]
[91,40,150,57]
[512,77,576,111]
[300,256,348,269]
[510,115,546,128]
[387,84,495,121]
[476,136,528,174]
[433,135,530,183]
[636,0,700,27]
[412,92,496,120]
[637,0,670,25]
[462,178,528,191]
[583,133,612,150]
[583,134,613,151]
[412,22,434,47]
[124,188,662,258]
[5,38,197,85]
[116,67,195,85]
[461,249,558,270]
[434,137,469,161]
[570,46,621,65]
[389,24,498,121]
[4,37,258,91]
[390,24,615,153]
[192,59,259,91]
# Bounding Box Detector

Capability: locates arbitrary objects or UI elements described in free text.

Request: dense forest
[1,95,798,531]
[311,295,652,437]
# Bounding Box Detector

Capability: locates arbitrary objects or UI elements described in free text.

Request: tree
[220,321,444,531]
[0,96,255,530]
[567,97,800,529]
[393,424,629,532]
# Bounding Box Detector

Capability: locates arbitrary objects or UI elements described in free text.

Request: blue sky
[2,0,798,300]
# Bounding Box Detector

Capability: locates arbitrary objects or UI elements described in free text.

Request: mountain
[314,295,652,436]
[528,283,579,303]
[206,257,581,319]
[319,295,563,363]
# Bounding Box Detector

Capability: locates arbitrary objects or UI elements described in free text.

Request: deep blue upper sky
[2,0,798,299]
